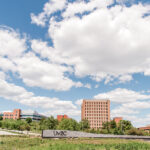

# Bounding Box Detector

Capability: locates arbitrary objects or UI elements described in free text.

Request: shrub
[26,118,32,124]
[127,128,145,136]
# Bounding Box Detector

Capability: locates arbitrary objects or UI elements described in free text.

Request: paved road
[0,130,18,135]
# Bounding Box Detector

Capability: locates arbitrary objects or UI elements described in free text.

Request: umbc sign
[42,130,68,138]
[53,130,67,137]
[42,130,150,139]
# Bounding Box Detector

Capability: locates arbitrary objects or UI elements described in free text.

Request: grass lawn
[0,136,150,150]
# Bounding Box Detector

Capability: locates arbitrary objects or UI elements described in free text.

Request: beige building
[81,99,110,129]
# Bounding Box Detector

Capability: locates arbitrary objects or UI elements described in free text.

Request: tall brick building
[81,99,110,129]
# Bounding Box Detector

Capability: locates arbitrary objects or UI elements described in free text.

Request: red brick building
[81,99,110,129]
[113,117,123,124]
[138,125,150,132]
[57,115,69,121]
[3,109,21,120]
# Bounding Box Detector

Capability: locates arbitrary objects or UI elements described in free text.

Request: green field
[0,136,150,150]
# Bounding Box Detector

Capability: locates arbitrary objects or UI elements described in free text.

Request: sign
[53,130,67,137]
[42,130,150,139]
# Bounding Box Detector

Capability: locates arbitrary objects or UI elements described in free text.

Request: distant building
[113,117,123,124]
[81,99,110,129]
[3,109,21,120]
[1,109,46,121]
[20,110,46,121]
[57,115,69,121]
[138,125,150,132]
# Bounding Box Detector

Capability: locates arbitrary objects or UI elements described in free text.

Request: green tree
[26,118,32,124]
[118,120,132,132]
[57,118,80,131]
[0,116,3,121]
[113,128,119,135]
[79,119,90,131]
[102,121,111,133]
[110,120,117,129]
[44,116,58,130]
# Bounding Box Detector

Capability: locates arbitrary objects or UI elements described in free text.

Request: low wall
[42,130,150,140]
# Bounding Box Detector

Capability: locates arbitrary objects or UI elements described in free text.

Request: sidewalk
[0,128,41,137]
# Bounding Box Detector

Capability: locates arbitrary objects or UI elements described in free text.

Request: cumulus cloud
[75,99,83,106]
[63,0,113,18]
[0,26,27,58]
[95,88,150,126]
[31,0,66,26]
[111,106,139,116]
[0,79,33,101]
[31,1,150,84]
[0,71,6,80]
[0,27,83,91]
[48,3,150,84]
[0,57,16,72]
[14,52,82,91]
[0,78,80,117]
[84,83,91,89]
[94,88,150,103]
[31,0,113,27]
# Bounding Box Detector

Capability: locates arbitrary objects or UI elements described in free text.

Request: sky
[0,0,150,127]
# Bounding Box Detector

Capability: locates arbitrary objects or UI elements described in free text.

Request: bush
[26,118,32,124]
[0,116,3,121]
[127,128,145,136]
[19,125,26,131]
[25,125,31,131]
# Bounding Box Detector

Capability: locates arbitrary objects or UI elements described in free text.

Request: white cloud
[63,0,113,18]
[111,106,139,116]
[111,102,150,127]
[15,52,82,91]
[0,78,80,117]
[31,0,66,27]
[0,71,6,80]
[0,57,16,72]
[0,79,33,101]
[31,0,113,27]
[94,88,150,103]
[0,26,26,58]
[47,4,150,83]
[31,1,150,84]
[99,88,150,127]
[75,99,83,106]
[0,27,84,91]
[122,101,150,109]
[118,74,133,83]
[84,83,91,89]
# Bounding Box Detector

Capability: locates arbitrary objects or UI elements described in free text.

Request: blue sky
[0,0,150,127]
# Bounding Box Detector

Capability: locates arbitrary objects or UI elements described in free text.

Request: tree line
[0,116,148,136]
[0,116,90,132]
